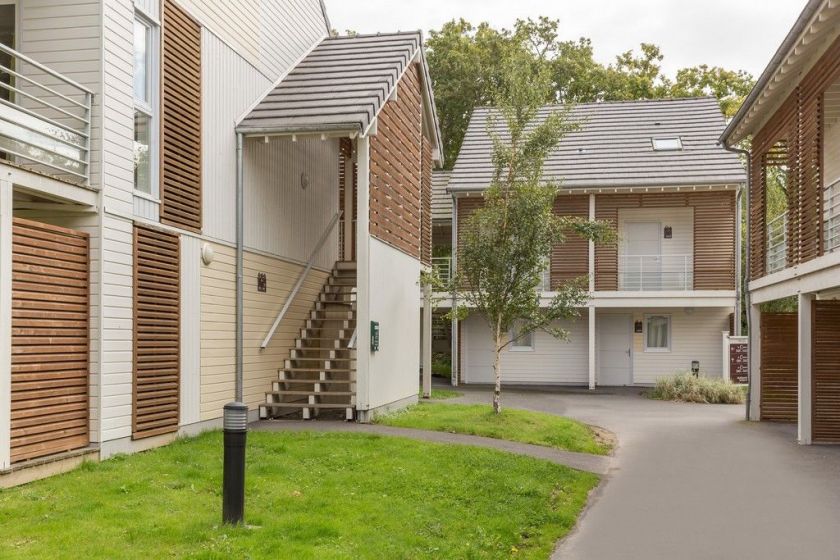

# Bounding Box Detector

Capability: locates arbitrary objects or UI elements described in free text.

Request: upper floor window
[133,14,158,196]
[652,137,682,151]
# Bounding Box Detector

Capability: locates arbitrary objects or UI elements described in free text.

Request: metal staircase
[259,261,357,420]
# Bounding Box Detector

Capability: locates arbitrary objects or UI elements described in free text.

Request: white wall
[461,313,589,385]
[629,306,730,383]
[243,137,340,270]
[178,0,326,80]
[180,235,201,426]
[365,238,422,410]
[619,207,694,259]
[825,117,840,186]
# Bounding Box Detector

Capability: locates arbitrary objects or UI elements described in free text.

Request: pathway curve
[251,419,612,475]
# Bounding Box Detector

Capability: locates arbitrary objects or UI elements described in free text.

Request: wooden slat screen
[812,300,840,443]
[133,225,180,439]
[760,312,798,422]
[161,0,202,233]
[11,218,89,462]
[749,32,840,279]
[421,134,433,266]
[551,195,589,288]
[369,63,423,258]
[690,192,736,290]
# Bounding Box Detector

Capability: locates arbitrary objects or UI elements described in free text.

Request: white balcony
[432,256,452,283]
[0,43,93,185]
[825,179,840,253]
[618,254,694,291]
[766,212,788,274]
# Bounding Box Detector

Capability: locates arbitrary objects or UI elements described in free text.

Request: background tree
[453,48,613,414]
[425,17,755,168]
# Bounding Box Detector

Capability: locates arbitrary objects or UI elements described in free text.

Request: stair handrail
[347,328,357,349]
[260,211,342,349]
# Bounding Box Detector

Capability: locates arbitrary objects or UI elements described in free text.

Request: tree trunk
[493,321,503,414]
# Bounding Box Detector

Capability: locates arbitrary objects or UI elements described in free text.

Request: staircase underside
[260,261,357,421]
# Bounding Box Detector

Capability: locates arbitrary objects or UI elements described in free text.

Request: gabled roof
[236,32,443,164]
[448,97,746,193]
[722,0,840,145]
[431,170,452,221]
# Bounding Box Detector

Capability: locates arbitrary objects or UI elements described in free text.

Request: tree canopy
[426,17,755,167]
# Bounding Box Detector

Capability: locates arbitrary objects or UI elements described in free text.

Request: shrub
[648,373,746,404]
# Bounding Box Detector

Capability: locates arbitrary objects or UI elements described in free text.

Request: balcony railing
[0,42,93,185]
[825,179,840,253]
[432,256,452,283]
[618,255,693,291]
[766,212,788,274]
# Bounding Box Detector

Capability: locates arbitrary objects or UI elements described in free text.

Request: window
[652,137,683,151]
[509,321,534,351]
[133,14,157,196]
[644,315,671,352]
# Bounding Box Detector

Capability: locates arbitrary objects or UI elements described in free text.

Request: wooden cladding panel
[812,300,840,443]
[11,218,90,463]
[760,312,798,423]
[551,195,589,288]
[749,33,840,279]
[593,192,735,291]
[421,134,433,266]
[133,225,180,440]
[161,0,202,233]
[369,63,423,258]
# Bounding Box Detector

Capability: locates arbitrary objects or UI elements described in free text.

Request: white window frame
[133,11,160,200]
[509,321,535,352]
[651,137,683,151]
[643,314,671,353]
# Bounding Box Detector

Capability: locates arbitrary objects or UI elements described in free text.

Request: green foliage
[648,373,747,404]
[426,17,756,167]
[0,431,598,560]
[419,388,462,399]
[377,402,612,455]
[760,296,798,313]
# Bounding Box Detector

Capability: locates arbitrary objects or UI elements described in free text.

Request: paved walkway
[446,386,840,560]
[251,419,611,474]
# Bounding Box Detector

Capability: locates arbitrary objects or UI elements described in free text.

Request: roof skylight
[652,137,683,151]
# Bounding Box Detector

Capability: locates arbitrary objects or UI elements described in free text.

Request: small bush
[649,373,746,404]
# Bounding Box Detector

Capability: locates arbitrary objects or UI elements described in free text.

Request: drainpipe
[235,132,245,403]
[723,142,751,421]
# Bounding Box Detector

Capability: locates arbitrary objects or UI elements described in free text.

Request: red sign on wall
[729,343,748,384]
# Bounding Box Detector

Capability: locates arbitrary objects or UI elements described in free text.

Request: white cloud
[323,0,805,78]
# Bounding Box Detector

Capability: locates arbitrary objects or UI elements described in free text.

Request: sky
[323,0,806,79]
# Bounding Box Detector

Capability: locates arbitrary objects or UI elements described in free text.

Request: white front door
[597,314,632,386]
[623,222,661,290]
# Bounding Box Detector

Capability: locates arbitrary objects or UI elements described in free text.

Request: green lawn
[377,403,612,456]
[0,431,598,560]
[419,388,463,400]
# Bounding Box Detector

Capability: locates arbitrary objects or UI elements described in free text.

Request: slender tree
[453,48,613,413]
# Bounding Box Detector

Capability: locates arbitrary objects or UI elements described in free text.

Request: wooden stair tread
[262,402,353,409]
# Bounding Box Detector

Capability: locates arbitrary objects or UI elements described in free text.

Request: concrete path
[251,419,611,475]
[445,386,840,560]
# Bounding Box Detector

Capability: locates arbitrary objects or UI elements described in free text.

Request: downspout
[235,133,244,403]
[723,143,751,420]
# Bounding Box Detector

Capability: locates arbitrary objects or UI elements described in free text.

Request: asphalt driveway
[447,385,840,560]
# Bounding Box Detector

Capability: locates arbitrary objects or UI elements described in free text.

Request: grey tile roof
[237,32,423,135]
[448,97,747,193]
[431,170,452,221]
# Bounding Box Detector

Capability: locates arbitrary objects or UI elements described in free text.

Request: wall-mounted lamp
[300,172,310,190]
[201,243,215,266]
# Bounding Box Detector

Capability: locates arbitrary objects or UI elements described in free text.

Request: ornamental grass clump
[649,373,746,404]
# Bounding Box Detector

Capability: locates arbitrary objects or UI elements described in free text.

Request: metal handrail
[618,254,693,291]
[431,256,451,282]
[347,328,357,349]
[825,178,840,253]
[260,211,342,349]
[766,212,787,273]
[0,42,94,95]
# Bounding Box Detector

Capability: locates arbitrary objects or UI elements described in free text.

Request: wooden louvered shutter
[11,218,89,462]
[552,195,589,288]
[812,300,840,443]
[161,0,202,232]
[133,225,180,439]
[760,312,798,423]
[690,192,736,290]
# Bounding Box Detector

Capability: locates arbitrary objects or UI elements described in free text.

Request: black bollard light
[222,401,248,525]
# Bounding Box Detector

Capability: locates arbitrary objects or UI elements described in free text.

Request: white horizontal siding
[618,207,694,259]
[201,30,272,243]
[179,0,326,79]
[629,307,730,383]
[825,118,840,185]
[243,136,340,270]
[462,313,589,385]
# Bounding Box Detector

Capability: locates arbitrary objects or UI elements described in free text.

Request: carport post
[0,178,12,470]
[798,293,815,445]
[588,306,596,389]
[748,304,762,421]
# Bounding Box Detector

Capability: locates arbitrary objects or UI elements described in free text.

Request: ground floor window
[509,321,534,351]
[644,314,671,352]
